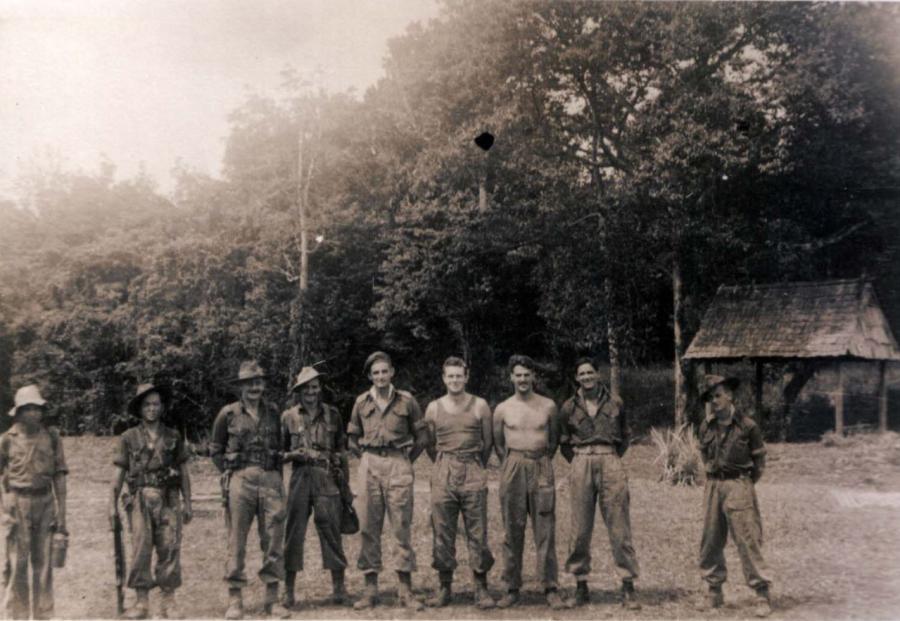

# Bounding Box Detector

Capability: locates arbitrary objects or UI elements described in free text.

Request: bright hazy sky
[0,0,441,198]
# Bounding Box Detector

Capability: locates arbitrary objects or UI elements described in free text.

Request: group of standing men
[0,350,772,619]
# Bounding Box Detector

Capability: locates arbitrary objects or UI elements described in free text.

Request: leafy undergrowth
[30,436,900,619]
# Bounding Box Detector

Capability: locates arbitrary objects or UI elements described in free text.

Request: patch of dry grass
[31,436,900,619]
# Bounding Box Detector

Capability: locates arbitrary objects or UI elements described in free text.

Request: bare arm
[424,402,437,462]
[179,462,192,523]
[479,400,493,467]
[546,402,560,458]
[492,405,506,463]
[53,473,67,533]
[408,397,428,464]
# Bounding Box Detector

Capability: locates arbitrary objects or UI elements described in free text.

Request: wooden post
[755,360,764,421]
[878,360,888,433]
[835,360,845,435]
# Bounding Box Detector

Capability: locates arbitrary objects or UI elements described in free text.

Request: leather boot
[426,571,452,607]
[282,571,297,609]
[264,583,290,619]
[397,571,425,611]
[224,588,243,621]
[496,589,520,609]
[695,585,724,611]
[753,586,772,618]
[622,579,641,610]
[353,573,379,610]
[566,580,589,607]
[546,588,572,610]
[329,569,350,606]
[159,589,182,620]
[126,589,150,620]
[473,572,495,610]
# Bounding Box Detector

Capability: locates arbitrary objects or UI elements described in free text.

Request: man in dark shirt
[109,383,192,620]
[280,366,349,608]
[347,351,429,611]
[209,361,289,620]
[559,358,640,609]
[696,375,772,618]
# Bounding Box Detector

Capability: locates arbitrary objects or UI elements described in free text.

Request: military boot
[397,571,425,612]
[224,588,243,621]
[264,583,290,619]
[622,579,641,610]
[159,589,182,620]
[566,580,589,607]
[496,589,520,609]
[473,572,495,610]
[329,569,350,606]
[426,571,452,607]
[546,588,572,610]
[353,573,379,610]
[282,571,297,609]
[753,586,772,618]
[126,589,150,620]
[695,585,724,611]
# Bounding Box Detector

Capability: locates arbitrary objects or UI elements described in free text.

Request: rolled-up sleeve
[209,408,229,472]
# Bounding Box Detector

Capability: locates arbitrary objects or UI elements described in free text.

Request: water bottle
[51,532,68,568]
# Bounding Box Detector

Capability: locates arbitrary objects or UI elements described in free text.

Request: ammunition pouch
[126,466,182,494]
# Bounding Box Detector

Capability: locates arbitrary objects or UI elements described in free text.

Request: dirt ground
[34,435,900,620]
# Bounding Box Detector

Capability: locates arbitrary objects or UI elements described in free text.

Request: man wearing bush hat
[559,357,640,609]
[346,351,430,611]
[696,374,772,617]
[109,383,192,620]
[209,361,289,620]
[280,366,350,609]
[0,385,68,620]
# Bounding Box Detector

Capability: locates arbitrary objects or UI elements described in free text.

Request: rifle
[220,470,232,532]
[111,510,126,617]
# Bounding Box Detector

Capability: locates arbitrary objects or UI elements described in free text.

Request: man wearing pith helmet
[280,366,350,609]
[209,361,289,620]
[423,356,496,609]
[559,357,640,609]
[0,385,68,620]
[346,351,429,611]
[696,375,772,618]
[109,383,192,620]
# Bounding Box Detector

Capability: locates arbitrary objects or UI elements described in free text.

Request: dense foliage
[1,2,898,437]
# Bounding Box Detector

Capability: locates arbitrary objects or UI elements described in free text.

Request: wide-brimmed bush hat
[233,361,268,383]
[701,375,741,402]
[127,383,171,417]
[7,385,47,417]
[290,366,324,392]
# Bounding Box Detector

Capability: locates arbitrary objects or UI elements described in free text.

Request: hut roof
[684,279,900,361]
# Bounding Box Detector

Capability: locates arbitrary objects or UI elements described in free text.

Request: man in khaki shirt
[347,351,429,611]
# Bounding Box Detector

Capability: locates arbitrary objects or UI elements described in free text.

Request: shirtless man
[492,355,568,610]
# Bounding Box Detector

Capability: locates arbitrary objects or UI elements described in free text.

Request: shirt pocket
[384,407,409,436]
[31,442,56,476]
[571,410,594,438]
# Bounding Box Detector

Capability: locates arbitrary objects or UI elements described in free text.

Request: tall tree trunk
[673,250,687,426]
[291,127,311,376]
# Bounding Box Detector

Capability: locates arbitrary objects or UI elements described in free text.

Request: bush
[650,424,703,486]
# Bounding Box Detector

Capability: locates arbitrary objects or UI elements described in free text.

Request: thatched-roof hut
[685,279,900,435]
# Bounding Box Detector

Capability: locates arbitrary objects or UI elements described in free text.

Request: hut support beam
[878,360,888,433]
[835,361,845,436]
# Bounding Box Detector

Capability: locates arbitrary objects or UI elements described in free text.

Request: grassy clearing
[34,435,900,619]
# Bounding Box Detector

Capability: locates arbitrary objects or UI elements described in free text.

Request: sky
[0,0,441,198]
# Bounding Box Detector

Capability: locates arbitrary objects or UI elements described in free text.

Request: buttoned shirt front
[210,399,283,471]
[0,423,68,490]
[114,424,188,476]
[699,409,766,477]
[559,386,628,450]
[347,385,425,449]
[282,402,345,454]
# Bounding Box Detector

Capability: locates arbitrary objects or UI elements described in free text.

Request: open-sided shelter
[684,279,900,436]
